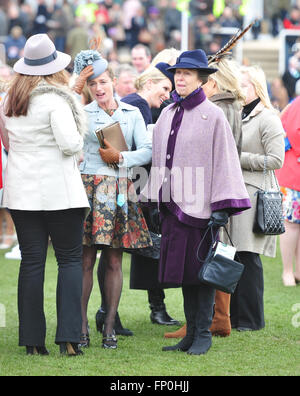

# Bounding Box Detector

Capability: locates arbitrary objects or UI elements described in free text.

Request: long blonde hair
[5,70,70,117]
[208,58,246,104]
[241,65,274,110]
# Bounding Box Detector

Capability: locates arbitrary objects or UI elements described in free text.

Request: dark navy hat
[155,62,175,89]
[167,49,217,75]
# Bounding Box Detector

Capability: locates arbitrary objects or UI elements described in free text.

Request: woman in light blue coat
[73,50,152,349]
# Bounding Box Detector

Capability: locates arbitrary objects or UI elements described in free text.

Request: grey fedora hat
[13,34,71,76]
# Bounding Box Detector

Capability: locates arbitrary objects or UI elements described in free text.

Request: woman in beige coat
[0,34,90,356]
[229,65,285,331]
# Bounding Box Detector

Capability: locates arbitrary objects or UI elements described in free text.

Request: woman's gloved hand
[99,138,120,164]
[208,211,229,228]
[73,65,94,95]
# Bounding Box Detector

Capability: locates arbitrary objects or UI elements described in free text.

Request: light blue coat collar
[84,98,137,113]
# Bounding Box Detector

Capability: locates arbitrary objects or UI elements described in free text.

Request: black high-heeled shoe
[102,332,117,349]
[79,324,90,348]
[59,342,83,356]
[26,346,49,356]
[79,333,90,348]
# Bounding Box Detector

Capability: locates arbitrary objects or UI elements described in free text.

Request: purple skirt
[159,208,218,286]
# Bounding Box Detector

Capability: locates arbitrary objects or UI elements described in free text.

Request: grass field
[0,244,299,377]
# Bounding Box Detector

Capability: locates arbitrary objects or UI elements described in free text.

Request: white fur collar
[30,82,87,137]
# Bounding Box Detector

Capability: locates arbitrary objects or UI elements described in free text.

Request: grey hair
[115,63,138,79]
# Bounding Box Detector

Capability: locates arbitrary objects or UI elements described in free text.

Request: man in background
[114,63,137,100]
[131,43,151,74]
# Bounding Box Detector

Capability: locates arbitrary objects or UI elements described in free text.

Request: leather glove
[148,208,161,235]
[208,211,229,228]
[99,138,120,165]
[73,65,94,95]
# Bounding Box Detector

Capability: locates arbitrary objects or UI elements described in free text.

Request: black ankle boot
[96,308,133,336]
[148,288,180,326]
[150,303,180,326]
[114,312,134,336]
[95,308,106,333]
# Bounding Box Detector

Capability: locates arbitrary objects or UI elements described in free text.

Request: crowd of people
[0,1,299,65]
[1,1,300,110]
[0,1,299,359]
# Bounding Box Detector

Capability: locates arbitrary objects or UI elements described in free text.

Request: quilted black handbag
[197,226,244,294]
[253,157,285,236]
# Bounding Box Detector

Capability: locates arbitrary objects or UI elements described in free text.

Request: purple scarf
[171,87,206,109]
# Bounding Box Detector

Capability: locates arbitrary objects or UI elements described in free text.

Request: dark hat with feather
[167,49,218,74]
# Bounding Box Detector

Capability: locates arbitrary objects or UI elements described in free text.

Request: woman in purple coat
[141,50,251,355]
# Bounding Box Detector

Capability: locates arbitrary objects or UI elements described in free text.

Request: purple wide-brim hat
[14,34,71,76]
[167,49,217,75]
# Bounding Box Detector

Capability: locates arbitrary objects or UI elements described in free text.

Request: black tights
[82,246,123,336]
[98,253,166,313]
[97,252,107,311]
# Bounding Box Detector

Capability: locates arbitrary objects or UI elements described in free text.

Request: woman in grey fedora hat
[0,33,90,356]
[141,49,251,355]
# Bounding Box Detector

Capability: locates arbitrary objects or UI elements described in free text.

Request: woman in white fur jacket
[0,34,89,357]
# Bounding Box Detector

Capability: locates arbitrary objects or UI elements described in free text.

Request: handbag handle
[196,225,235,264]
[262,155,280,192]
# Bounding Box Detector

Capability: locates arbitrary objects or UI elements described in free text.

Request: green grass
[0,244,300,376]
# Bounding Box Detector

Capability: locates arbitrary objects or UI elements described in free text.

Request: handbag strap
[196,225,239,264]
[262,156,280,192]
[196,225,215,264]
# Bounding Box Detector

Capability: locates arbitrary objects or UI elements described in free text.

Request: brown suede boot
[210,290,231,337]
[164,324,187,339]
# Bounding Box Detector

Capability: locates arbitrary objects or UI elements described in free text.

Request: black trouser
[230,251,265,330]
[10,208,85,347]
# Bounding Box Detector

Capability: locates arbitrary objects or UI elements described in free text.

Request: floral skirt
[82,174,152,249]
[281,186,300,224]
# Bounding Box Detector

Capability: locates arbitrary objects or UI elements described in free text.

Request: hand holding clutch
[73,65,94,95]
[99,138,120,164]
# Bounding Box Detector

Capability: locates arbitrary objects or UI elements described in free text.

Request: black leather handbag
[197,226,244,294]
[253,157,285,236]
